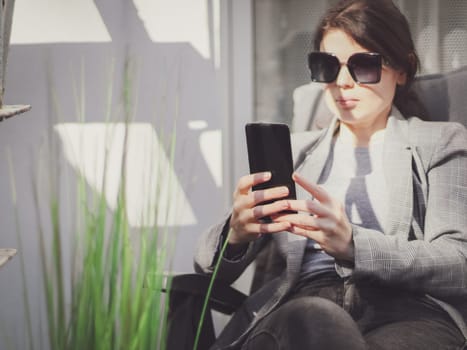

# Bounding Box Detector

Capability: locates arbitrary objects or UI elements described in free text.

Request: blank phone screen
[245,122,297,206]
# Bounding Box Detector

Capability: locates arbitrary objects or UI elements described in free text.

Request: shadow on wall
[0,0,224,347]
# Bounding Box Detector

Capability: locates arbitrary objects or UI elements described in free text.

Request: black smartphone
[245,122,296,209]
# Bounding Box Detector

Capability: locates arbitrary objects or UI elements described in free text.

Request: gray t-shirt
[299,128,388,281]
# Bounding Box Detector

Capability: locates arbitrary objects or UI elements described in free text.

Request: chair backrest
[413,65,467,126]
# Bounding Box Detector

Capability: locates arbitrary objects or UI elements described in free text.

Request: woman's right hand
[229,172,292,245]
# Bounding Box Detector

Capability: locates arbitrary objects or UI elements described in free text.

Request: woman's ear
[396,71,407,86]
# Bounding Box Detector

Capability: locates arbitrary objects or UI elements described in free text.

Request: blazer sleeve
[342,123,467,299]
[193,212,268,285]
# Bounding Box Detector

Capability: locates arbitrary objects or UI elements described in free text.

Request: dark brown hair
[314,0,426,117]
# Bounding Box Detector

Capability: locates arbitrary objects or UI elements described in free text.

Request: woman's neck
[338,117,388,147]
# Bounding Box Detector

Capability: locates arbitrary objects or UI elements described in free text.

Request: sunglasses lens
[348,53,382,84]
[308,53,340,83]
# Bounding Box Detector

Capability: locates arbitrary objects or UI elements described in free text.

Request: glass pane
[253,0,467,124]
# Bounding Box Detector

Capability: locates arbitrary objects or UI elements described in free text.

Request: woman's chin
[336,110,361,124]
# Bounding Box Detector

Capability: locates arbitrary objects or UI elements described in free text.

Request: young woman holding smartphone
[195,0,467,348]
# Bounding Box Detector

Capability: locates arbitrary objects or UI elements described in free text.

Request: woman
[195,0,467,348]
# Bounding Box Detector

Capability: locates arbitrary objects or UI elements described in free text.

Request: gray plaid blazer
[194,108,467,348]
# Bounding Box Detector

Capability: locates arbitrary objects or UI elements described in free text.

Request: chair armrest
[168,273,247,315]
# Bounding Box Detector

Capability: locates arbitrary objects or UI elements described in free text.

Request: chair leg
[167,292,216,350]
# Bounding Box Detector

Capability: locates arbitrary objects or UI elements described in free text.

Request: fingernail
[264,171,272,179]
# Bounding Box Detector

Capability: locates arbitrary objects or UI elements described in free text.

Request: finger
[235,186,290,214]
[234,198,290,227]
[235,172,272,195]
[279,199,332,217]
[292,172,331,203]
[274,212,320,230]
[251,200,291,220]
[245,221,291,234]
[288,225,324,242]
[251,186,289,207]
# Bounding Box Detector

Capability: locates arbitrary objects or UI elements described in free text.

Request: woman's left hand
[275,172,355,261]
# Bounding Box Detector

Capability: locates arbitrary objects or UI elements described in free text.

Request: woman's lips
[336,97,358,108]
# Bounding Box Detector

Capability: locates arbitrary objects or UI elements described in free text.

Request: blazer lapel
[293,118,339,186]
[383,110,414,236]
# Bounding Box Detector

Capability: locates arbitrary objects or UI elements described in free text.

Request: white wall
[0,0,254,347]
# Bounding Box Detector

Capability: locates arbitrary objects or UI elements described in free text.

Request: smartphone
[245,122,296,210]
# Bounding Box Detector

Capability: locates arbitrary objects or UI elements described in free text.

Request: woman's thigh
[364,319,466,350]
[352,285,466,350]
[242,296,366,350]
[241,280,466,350]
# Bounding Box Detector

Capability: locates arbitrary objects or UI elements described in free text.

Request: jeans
[241,275,466,350]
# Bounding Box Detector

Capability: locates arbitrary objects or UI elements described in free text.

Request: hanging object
[0,248,16,268]
[0,0,30,121]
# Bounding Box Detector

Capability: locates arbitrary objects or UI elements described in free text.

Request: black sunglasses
[307,52,383,84]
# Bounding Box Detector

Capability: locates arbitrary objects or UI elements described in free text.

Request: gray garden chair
[166,65,467,350]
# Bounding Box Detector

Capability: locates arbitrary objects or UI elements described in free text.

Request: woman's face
[320,29,406,132]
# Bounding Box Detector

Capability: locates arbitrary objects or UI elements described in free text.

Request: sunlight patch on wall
[188,120,208,130]
[11,0,111,44]
[133,0,211,58]
[199,130,222,187]
[54,123,196,227]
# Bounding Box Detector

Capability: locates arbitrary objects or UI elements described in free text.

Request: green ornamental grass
[7,58,178,350]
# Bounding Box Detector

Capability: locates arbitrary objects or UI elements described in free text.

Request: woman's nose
[335,65,354,87]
